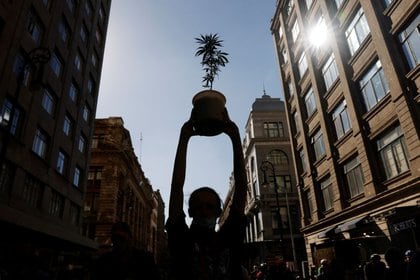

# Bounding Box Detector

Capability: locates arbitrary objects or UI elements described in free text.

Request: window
[298,52,308,79]
[304,189,313,220]
[271,207,289,231]
[74,52,83,72]
[398,14,420,70]
[335,0,344,9]
[306,0,313,9]
[49,190,64,218]
[13,52,29,85]
[320,177,334,211]
[22,175,44,209]
[73,167,81,187]
[91,135,104,149]
[58,18,70,43]
[288,80,294,97]
[311,129,325,161]
[293,111,300,133]
[264,122,284,137]
[78,134,86,153]
[332,100,351,139]
[41,88,55,115]
[299,149,307,173]
[276,175,292,193]
[82,104,90,122]
[285,0,294,17]
[27,10,43,44]
[1,98,22,136]
[88,167,102,188]
[63,114,73,136]
[91,52,98,68]
[279,26,283,39]
[85,1,93,16]
[345,8,370,55]
[85,192,99,212]
[99,4,105,23]
[344,156,364,198]
[359,60,389,111]
[281,48,288,64]
[80,23,88,43]
[69,82,78,103]
[87,77,95,96]
[50,51,63,77]
[291,19,300,43]
[383,0,393,7]
[32,129,48,158]
[69,202,80,225]
[304,88,316,117]
[56,150,68,174]
[322,54,339,91]
[377,126,409,179]
[95,26,102,45]
[267,150,288,167]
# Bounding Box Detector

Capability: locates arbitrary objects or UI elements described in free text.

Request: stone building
[84,117,166,260]
[271,0,420,278]
[234,93,305,270]
[0,0,111,269]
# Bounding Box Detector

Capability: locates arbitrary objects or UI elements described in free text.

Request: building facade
[0,0,111,270]
[271,0,420,278]
[241,93,306,271]
[84,117,166,261]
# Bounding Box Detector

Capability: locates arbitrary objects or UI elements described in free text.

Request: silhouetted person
[166,111,248,279]
[404,249,420,280]
[93,221,160,280]
[385,247,404,280]
[316,259,331,280]
[364,254,386,280]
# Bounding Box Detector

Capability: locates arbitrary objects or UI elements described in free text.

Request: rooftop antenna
[262,83,268,97]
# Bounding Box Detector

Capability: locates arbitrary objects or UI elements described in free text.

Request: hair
[188,186,222,216]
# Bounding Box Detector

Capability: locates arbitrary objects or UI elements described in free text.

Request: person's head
[188,187,222,229]
[404,250,416,262]
[370,254,381,262]
[110,222,132,252]
[320,259,328,266]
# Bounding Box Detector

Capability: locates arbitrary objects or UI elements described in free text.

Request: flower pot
[191,89,226,136]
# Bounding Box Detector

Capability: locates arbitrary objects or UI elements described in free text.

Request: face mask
[192,217,217,230]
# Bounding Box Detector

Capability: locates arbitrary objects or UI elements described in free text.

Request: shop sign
[391,218,417,233]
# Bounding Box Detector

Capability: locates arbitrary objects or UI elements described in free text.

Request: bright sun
[309,19,328,48]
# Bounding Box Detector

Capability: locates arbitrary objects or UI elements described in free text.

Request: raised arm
[222,111,247,215]
[168,120,195,222]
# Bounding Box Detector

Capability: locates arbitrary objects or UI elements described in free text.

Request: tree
[195,33,229,90]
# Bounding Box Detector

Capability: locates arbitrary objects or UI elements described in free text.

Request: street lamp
[260,160,297,269]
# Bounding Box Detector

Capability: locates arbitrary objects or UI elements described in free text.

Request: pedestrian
[364,253,386,280]
[404,249,420,280]
[92,221,160,279]
[166,111,248,280]
[316,259,330,280]
[384,247,404,280]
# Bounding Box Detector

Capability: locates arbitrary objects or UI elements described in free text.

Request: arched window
[267,150,288,167]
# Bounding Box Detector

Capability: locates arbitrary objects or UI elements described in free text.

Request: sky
[96,0,283,218]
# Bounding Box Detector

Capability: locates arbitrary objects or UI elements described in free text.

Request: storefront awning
[334,215,369,234]
[318,226,337,238]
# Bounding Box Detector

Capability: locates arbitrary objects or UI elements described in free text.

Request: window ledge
[382,170,411,187]
[347,192,365,203]
[334,129,354,149]
[362,93,392,122]
[348,35,373,67]
[322,208,334,216]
